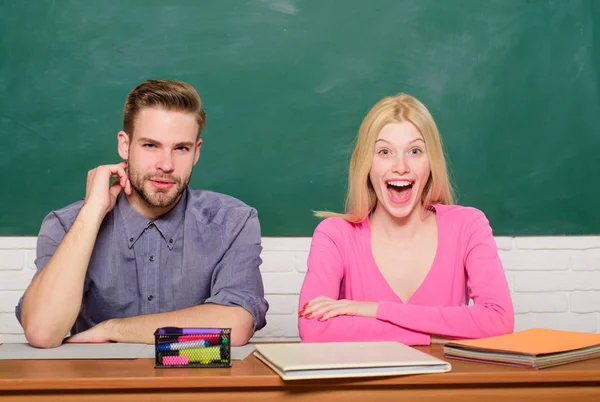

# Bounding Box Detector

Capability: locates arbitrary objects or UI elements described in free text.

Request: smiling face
[368,122,431,220]
[118,107,202,216]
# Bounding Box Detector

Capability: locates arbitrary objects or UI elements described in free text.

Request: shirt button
[129,237,134,242]
[147,223,155,229]
[147,295,154,301]
[169,239,173,244]
[149,255,155,262]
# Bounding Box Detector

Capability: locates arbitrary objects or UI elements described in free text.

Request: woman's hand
[299,296,378,321]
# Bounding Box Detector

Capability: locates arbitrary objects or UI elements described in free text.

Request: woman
[298,94,514,345]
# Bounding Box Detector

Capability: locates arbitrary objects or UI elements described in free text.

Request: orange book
[443,328,600,369]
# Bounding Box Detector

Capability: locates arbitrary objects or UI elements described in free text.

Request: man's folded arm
[79,304,253,346]
[18,206,100,348]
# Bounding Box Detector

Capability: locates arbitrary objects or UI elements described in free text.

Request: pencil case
[153,327,231,368]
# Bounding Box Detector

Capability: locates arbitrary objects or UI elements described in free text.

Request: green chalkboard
[1,0,599,236]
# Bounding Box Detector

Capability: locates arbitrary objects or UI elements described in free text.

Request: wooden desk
[1,345,599,401]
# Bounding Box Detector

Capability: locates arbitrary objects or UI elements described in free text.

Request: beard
[128,166,192,208]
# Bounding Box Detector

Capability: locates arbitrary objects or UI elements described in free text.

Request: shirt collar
[117,188,188,250]
[153,188,188,249]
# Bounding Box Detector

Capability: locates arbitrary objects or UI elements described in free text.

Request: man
[16,79,268,348]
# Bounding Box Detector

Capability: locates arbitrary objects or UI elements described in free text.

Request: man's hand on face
[83,162,132,218]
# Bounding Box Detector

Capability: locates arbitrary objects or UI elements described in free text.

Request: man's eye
[143,144,155,148]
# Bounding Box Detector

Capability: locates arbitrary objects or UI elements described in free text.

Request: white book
[254,342,451,380]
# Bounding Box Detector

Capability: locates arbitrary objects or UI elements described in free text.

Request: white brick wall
[0,237,36,344]
[2,236,600,343]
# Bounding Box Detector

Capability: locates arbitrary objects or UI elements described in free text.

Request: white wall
[1,236,600,343]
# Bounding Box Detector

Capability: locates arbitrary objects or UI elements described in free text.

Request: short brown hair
[123,79,206,138]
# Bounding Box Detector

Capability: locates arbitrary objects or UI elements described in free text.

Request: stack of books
[443,328,600,369]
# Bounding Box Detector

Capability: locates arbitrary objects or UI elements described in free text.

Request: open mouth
[386,180,413,204]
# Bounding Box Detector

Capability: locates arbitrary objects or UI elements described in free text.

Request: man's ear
[193,138,203,166]
[117,131,130,160]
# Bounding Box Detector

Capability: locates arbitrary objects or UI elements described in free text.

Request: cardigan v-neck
[298,204,514,345]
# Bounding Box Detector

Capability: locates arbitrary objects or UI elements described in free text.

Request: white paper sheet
[231,344,255,360]
[0,342,256,361]
[0,343,147,360]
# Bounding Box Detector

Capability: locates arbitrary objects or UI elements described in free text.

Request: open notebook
[443,328,600,369]
[253,342,451,380]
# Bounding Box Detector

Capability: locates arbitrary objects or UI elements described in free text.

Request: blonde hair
[316,93,454,222]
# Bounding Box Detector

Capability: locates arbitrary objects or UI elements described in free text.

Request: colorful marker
[157,327,223,335]
[179,345,229,362]
[156,340,210,351]
[162,355,189,366]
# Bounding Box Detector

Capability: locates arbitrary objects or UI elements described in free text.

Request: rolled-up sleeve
[204,208,268,332]
[15,212,67,325]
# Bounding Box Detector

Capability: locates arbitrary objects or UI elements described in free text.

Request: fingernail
[305,313,313,319]
[298,309,305,316]
[303,303,308,309]
[318,317,325,322]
